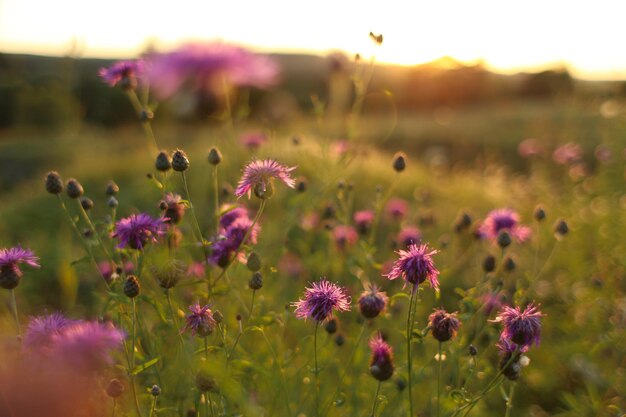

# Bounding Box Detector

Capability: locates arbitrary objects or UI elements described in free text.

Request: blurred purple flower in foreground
[98,60,144,89]
[235,159,296,199]
[24,312,75,351]
[209,205,260,267]
[293,279,351,322]
[385,243,440,292]
[240,131,268,150]
[113,213,166,250]
[478,208,531,243]
[149,42,279,99]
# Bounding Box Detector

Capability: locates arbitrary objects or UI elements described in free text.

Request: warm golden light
[1,0,625,80]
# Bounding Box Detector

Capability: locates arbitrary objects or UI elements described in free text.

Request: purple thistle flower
[478,209,531,243]
[292,279,351,322]
[183,304,217,337]
[219,205,249,230]
[0,246,40,289]
[113,213,166,250]
[428,308,461,342]
[148,42,279,99]
[384,198,409,220]
[396,226,422,248]
[333,225,358,250]
[98,60,144,88]
[50,321,125,372]
[240,131,268,150]
[161,193,186,224]
[353,210,375,235]
[553,142,582,165]
[493,303,544,349]
[235,159,296,199]
[496,335,529,355]
[369,333,394,381]
[358,285,389,319]
[24,313,76,351]
[385,243,440,291]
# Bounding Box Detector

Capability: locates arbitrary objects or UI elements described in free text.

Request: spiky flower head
[161,193,186,224]
[24,312,76,351]
[292,279,351,322]
[113,213,166,250]
[183,304,217,337]
[358,285,389,319]
[428,308,461,342]
[235,159,296,199]
[369,334,394,381]
[478,208,531,243]
[0,246,40,290]
[171,149,190,172]
[50,321,125,371]
[493,303,544,349]
[385,243,439,292]
[99,60,144,89]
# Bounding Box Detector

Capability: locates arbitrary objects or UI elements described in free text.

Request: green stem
[226,317,244,366]
[76,200,114,264]
[129,298,144,417]
[437,341,442,417]
[126,89,159,150]
[111,398,116,417]
[204,336,209,360]
[213,165,220,233]
[248,290,256,323]
[406,288,418,417]
[504,382,516,417]
[314,321,320,417]
[148,396,157,417]
[181,171,213,299]
[260,328,293,416]
[56,194,107,288]
[208,392,216,417]
[370,381,382,417]
[11,289,21,341]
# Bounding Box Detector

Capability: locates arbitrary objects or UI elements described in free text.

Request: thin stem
[260,328,293,416]
[314,321,320,417]
[76,200,114,264]
[166,289,182,335]
[437,341,442,417]
[111,398,116,417]
[56,194,108,288]
[226,318,244,366]
[126,89,159,150]
[129,297,144,417]
[212,165,220,233]
[148,396,157,417]
[406,288,418,417]
[370,381,382,417]
[204,336,209,360]
[248,290,256,323]
[208,392,216,417]
[504,382,516,417]
[11,289,21,341]
[181,171,213,299]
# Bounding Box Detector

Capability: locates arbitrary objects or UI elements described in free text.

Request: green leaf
[70,256,90,266]
[130,357,159,375]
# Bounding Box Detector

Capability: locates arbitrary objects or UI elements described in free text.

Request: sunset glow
[2,0,625,80]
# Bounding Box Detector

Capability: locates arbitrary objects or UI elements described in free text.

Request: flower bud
[392,153,406,172]
[151,385,161,397]
[248,271,263,290]
[195,368,217,392]
[152,259,186,289]
[428,309,461,343]
[482,254,496,273]
[296,178,307,193]
[155,151,172,172]
[253,181,274,199]
[139,109,154,122]
[171,149,190,172]
[105,181,119,196]
[45,171,64,194]
[66,178,84,199]
[469,345,478,356]
[325,318,338,334]
[533,206,546,221]
[497,231,512,248]
[246,252,262,272]
[503,256,516,272]
[207,147,222,165]
[213,310,223,323]
[107,196,119,208]
[554,219,569,238]
[106,379,125,398]
[334,334,345,346]
[123,275,140,298]
[80,197,94,211]
[0,266,21,289]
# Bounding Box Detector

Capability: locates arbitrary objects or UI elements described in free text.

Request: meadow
[0,43,624,417]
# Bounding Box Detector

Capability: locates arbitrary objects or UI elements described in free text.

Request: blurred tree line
[0,51,622,130]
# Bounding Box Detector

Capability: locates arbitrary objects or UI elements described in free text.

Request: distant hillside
[0,51,623,129]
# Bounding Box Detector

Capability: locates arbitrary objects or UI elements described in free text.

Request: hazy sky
[1,0,625,80]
